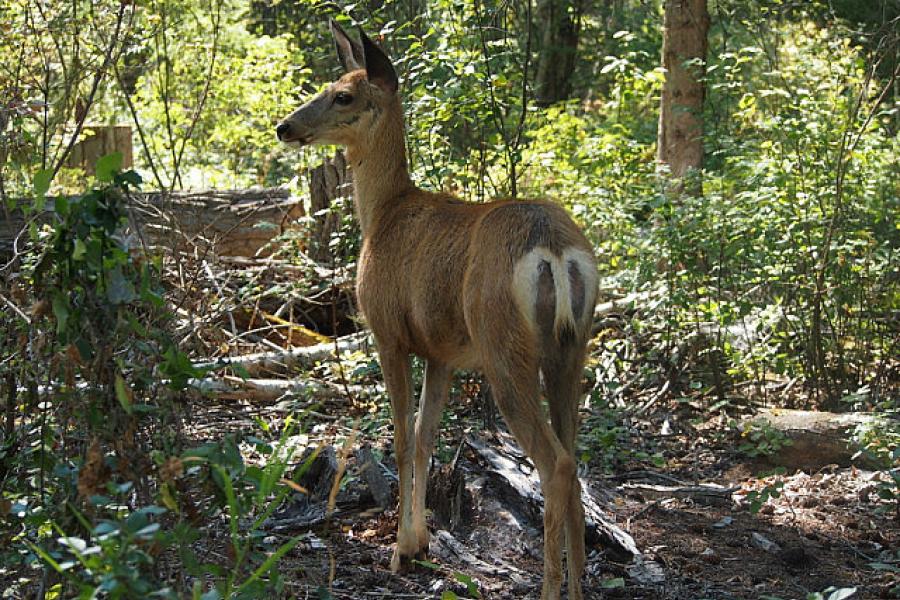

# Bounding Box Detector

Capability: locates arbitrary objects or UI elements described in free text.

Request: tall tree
[534,0,584,106]
[657,0,709,185]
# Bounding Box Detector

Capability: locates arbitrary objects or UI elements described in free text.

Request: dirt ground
[196,393,899,600]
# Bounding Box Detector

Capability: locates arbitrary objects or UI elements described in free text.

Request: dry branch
[593,290,653,319]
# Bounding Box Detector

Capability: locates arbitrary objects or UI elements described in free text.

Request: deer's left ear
[359,28,398,94]
[331,19,363,72]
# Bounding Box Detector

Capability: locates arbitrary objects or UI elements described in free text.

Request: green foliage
[737,419,793,458]
[18,431,305,598]
[746,468,787,514]
[413,559,482,599]
[1,159,304,598]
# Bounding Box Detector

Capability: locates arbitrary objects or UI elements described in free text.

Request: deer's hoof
[390,545,429,573]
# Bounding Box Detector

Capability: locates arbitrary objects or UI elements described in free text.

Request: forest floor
[189,386,899,600]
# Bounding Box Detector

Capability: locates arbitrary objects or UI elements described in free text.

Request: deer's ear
[331,19,363,72]
[359,28,398,94]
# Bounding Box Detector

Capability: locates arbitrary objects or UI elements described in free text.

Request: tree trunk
[534,0,583,106]
[657,0,709,186]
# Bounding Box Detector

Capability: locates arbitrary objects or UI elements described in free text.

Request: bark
[534,0,583,106]
[657,0,710,185]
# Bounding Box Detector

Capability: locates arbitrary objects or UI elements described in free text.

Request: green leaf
[73,238,87,261]
[95,152,123,183]
[115,170,143,188]
[106,266,136,305]
[824,587,857,600]
[453,572,480,597]
[114,374,133,414]
[441,592,459,600]
[601,577,626,589]
[52,293,70,335]
[316,587,334,600]
[54,195,69,216]
[34,169,53,203]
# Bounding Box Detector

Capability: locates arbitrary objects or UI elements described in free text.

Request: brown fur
[277,21,598,600]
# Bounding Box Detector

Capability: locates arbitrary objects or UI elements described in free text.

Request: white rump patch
[512,247,598,336]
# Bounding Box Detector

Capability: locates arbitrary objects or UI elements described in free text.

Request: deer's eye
[334,92,353,106]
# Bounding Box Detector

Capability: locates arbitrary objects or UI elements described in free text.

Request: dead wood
[193,331,371,376]
[466,433,641,560]
[593,290,653,320]
[305,151,354,263]
[357,444,394,510]
[620,483,738,507]
[429,529,530,584]
[187,375,372,403]
[427,441,467,532]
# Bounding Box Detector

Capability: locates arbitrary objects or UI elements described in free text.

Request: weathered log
[132,188,303,256]
[466,433,641,560]
[738,408,889,471]
[429,529,530,584]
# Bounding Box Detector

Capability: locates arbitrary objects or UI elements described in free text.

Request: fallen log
[593,290,653,319]
[429,529,530,585]
[737,408,889,471]
[2,188,302,260]
[620,483,738,507]
[188,375,379,403]
[466,433,641,560]
[193,331,372,375]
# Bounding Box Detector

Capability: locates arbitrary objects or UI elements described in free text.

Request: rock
[751,532,781,553]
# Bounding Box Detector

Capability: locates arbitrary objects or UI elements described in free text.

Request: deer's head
[276,20,398,148]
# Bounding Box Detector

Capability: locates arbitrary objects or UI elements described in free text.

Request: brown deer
[276,21,598,600]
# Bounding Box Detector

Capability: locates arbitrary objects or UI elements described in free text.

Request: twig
[0,292,30,324]
[49,2,133,179]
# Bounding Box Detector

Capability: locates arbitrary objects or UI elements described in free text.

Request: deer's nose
[276,122,292,141]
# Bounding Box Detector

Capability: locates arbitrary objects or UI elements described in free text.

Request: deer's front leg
[379,348,417,572]
[412,361,452,553]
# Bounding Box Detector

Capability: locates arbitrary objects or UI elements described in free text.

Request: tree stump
[305,151,354,263]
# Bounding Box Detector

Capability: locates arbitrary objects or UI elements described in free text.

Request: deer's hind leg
[543,345,587,600]
[473,310,576,600]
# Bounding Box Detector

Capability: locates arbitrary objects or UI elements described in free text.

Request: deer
[276,21,598,600]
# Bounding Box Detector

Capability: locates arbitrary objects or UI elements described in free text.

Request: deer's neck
[347,99,413,236]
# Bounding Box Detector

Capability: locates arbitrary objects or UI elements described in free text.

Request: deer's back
[356,189,595,368]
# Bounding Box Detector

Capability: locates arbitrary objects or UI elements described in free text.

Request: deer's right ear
[359,28,398,94]
[331,19,363,72]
